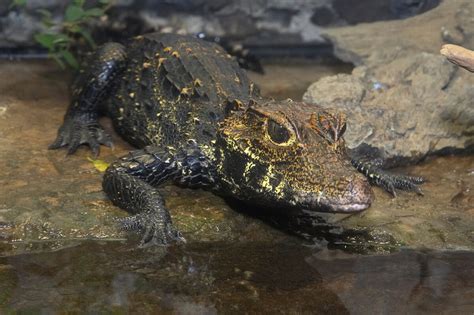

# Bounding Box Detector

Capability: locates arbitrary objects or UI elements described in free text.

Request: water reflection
[308,249,474,314]
[1,241,473,313]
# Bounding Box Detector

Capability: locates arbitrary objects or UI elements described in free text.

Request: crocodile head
[215,99,373,213]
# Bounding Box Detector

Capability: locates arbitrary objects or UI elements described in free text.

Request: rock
[310,6,339,27]
[304,0,474,164]
[0,0,442,49]
[332,0,440,24]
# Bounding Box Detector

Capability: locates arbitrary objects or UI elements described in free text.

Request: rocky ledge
[303,0,474,165]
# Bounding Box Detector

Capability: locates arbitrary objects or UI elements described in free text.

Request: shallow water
[1,241,473,314]
[0,60,473,313]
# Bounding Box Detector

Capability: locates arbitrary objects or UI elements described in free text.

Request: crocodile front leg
[103,141,217,246]
[49,42,127,156]
[349,144,425,196]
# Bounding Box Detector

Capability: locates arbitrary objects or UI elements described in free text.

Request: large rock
[303,0,474,164]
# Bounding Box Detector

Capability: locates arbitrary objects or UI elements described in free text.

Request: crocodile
[49,33,424,246]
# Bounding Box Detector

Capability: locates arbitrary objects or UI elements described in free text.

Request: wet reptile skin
[50,33,423,246]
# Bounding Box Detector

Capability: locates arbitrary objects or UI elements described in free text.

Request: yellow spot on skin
[234,76,241,84]
[243,161,255,177]
[194,79,202,87]
[260,165,275,192]
[233,99,243,109]
[186,48,192,53]
[180,87,192,95]
[143,62,152,68]
[158,58,167,67]
[163,47,172,52]
[273,180,285,197]
[129,92,135,98]
[171,51,180,58]
[134,35,144,40]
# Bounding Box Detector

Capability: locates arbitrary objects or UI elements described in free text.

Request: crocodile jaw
[295,177,374,213]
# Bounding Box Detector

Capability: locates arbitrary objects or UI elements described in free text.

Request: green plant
[11,0,112,69]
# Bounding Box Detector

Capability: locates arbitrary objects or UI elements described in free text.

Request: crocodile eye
[267,119,291,144]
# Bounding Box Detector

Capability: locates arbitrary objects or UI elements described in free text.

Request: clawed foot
[370,170,425,197]
[119,213,186,247]
[49,117,112,156]
[350,145,425,197]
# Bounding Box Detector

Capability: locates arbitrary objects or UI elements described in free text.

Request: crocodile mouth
[296,178,374,213]
[297,194,372,213]
[323,200,371,213]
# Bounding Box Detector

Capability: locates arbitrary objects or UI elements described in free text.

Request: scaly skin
[50,33,423,246]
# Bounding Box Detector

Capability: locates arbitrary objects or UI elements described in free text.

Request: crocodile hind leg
[103,141,217,246]
[49,42,127,156]
[349,144,425,196]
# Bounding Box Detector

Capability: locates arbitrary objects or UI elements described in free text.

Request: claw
[351,152,425,197]
[48,134,66,150]
[382,180,396,197]
[49,117,113,156]
[374,172,425,197]
[119,213,183,247]
[89,138,101,158]
[97,131,113,147]
[414,186,424,196]
[67,139,80,155]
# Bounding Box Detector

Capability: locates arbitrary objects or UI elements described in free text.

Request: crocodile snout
[325,177,374,213]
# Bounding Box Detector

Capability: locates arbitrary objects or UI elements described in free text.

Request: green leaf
[51,53,66,69]
[9,0,27,8]
[73,0,85,6]
[60,50,79,69]
[52,33,70,44]
[65,5,85,22]
[36,9,52,18]
[99,0,111,4]
[37,9,54,27]
[36,9,54,27]
[34,33,57,50]
[85,8,105,17]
